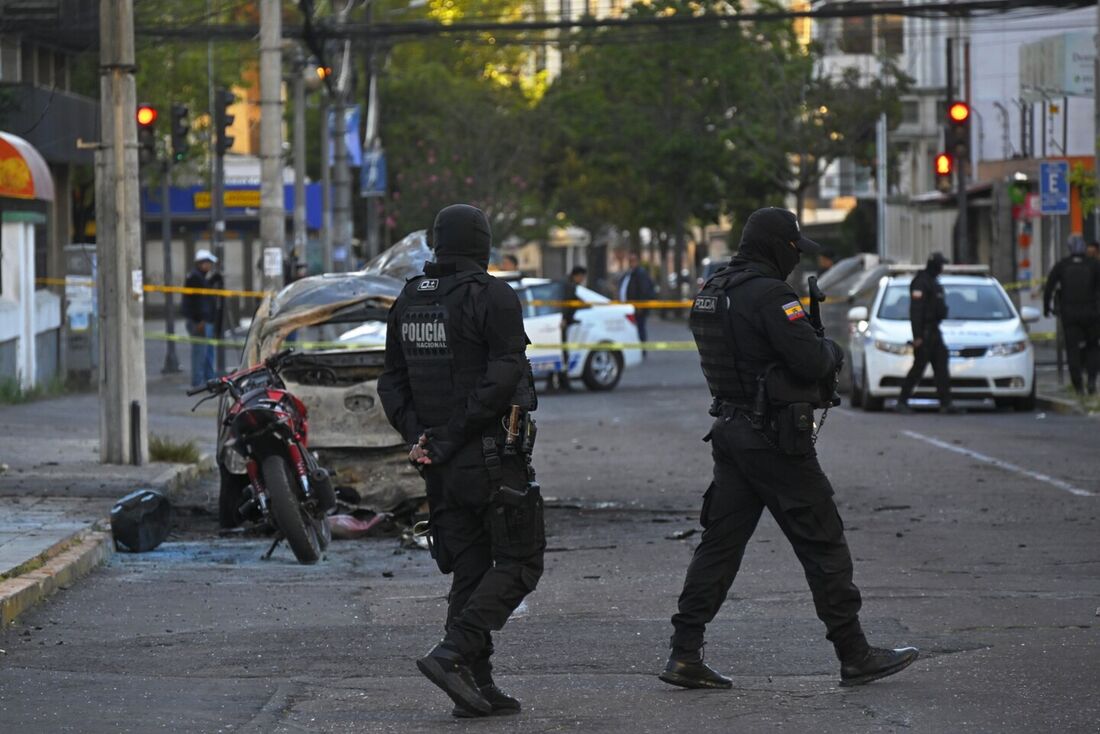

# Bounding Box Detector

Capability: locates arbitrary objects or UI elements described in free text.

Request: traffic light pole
[956,153,969,264]
[161,157,180,373]
[212,142,226,374]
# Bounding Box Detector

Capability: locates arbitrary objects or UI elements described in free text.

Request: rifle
[806,276,841,407]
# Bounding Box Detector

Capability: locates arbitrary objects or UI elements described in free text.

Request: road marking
[902,430,1094,498]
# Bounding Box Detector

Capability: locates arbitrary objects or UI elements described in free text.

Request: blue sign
[1039,161,1069,215]
[360,149,386,197]
[327,105,363,167]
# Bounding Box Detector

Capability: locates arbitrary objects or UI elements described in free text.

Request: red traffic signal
[947,101,970,124]
[935,153,953,175]
[136,104,158,127]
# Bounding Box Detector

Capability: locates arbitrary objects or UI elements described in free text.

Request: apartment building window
[901,100,920,125]
[831,4,905,56]
[0,37,19,83]
[880,9,904,56]
[840,16,873,54]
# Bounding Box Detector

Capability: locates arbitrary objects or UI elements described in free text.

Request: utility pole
[876,112,887,259]
[96,0,148,465]
[321,95,334,273]
[160,157,180,373]
[259,0,285,291]
[331,2,356,272]
[292,48,307,270]
[956,36,970,263]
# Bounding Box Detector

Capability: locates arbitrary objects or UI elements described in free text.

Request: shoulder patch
[417,279,439,291]
[693,295,718,313]
[782,300,806,322]
[911,289,923,299]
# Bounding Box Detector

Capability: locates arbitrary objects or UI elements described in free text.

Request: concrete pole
[332,81,350,272]
[259,0,285,291]
[292,49,307,268]
[161,159,180,373]
[321,96,333,273]
[876,112,887,259]
[96,0,147,465]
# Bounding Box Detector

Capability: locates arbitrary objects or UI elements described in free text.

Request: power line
[132,0,1093,43]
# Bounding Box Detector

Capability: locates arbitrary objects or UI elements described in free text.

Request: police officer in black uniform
[896,252,960,413]
[378,204,544,717]
[660,207,918,690]
[1043,235,1100,395]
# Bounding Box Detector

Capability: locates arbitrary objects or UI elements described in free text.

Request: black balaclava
[926,252,947,277]
[735,208,801,279]
[432,204,492,270]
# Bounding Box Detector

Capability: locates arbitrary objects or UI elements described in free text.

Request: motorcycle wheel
[262,455,322,565]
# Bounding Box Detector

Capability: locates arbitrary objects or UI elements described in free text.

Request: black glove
[422,427,459,465]
[824,338,845,371]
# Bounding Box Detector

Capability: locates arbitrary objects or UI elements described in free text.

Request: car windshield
[877,282,1016,321]
[523,282,565,317]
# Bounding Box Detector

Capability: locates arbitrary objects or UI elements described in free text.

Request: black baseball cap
[743,207,822,255]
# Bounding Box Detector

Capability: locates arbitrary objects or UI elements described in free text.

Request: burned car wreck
[217,269,424,528]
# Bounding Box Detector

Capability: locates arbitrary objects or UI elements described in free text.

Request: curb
[154,452,216,501]
[0,529,113,626]
[0,454,214,626]
[1035,393,1087,416]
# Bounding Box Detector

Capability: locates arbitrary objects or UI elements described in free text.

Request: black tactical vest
[399,271,492,427]
[689,267,761,400]
[1059,256,1098,307]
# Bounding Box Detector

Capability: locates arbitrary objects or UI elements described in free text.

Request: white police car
[847,267,1039,411]
[511,277,642,391]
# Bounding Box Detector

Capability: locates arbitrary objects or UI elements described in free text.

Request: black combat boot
[659,647,732,690]
[894,401,913,414]
[416,645,492,716]
[451,657,521,718]
[839,646,919,687]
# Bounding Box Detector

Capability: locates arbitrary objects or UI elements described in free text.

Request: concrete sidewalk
[0,355,218,625]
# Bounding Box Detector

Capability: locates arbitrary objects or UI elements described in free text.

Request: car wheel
[849,362,863,408]
[1014,375,1037,412]
[860,360,884,412]
[582,349,623,391]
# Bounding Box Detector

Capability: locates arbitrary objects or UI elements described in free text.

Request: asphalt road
[2,319,1098,733]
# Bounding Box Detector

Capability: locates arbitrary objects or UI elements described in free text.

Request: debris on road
[110,489,172,553]
[327,512,390,540]
[666,528,697,540]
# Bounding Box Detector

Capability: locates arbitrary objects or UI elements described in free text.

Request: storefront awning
[0,131,54,202]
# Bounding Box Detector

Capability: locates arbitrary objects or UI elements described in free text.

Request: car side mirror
[1019,306,1040,323]
[847,306,868,322]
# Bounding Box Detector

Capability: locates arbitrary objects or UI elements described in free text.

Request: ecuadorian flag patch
[782,301,806,321]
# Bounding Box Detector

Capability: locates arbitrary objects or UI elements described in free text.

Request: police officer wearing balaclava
[896,252,960,413]
[1043,235,1100,395]
[660,207,918,690]
[378,204,544,717]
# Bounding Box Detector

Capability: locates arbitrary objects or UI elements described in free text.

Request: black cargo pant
[899,328,952,406]
[670,415,868,662]
[1061,315,1100,392]
[424,437,545,680]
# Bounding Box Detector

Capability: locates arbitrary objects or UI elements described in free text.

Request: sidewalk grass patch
[149,435,201,464]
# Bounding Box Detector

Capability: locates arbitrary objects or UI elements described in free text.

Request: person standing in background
[1043,235,1100,395]
[181,250,222,387]
[619,252,656,349]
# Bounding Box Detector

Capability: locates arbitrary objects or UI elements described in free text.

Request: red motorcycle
[189,349,336,564]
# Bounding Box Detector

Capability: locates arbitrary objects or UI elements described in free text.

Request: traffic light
[213,88,235,156]
[170,104,190,162]
[934,152,953,193]
[136,103,157,165]
[945,100,971,162]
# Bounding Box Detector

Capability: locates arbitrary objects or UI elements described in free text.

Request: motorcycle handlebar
[186,378,225,397]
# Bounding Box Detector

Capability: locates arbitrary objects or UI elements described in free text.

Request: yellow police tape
[147,331,1057,350]
[37,277,269,299]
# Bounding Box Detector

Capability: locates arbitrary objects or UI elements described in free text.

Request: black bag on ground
[110,489,172,552]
